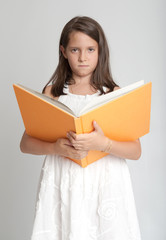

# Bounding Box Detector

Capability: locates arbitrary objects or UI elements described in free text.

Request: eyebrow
[68,46,97,49]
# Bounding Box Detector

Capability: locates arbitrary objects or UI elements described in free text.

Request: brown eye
[88,48,95,52]
[71,48,78,53]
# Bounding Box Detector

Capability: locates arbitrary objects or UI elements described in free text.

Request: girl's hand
[53,138,89,160]
[67,121,108,152]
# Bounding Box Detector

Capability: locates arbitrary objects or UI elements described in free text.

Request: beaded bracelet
[103,138,113,153]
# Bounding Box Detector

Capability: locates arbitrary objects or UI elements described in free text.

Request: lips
[78,65,89,67]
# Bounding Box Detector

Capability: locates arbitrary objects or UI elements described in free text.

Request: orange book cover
[13,81,152,167]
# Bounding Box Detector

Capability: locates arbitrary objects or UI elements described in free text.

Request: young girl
[20,16,142,240]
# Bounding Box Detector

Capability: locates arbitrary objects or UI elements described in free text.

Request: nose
[78,50,87,62]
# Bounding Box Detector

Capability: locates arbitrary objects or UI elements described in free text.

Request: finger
[68,132,86,141]
[67,135,78,147]
[72,143,82,150]
[93,121,104,135]
[67,132,79,145]
[66,132,73,142]
[63,138,73,146]
[67,133,84,145]
[68,131,77,140]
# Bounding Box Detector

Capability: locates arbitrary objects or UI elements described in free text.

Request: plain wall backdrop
[0,0,165,239]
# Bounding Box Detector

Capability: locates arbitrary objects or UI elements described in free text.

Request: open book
[13,80,152,167]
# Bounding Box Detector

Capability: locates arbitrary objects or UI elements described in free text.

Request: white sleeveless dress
[31,86,141,240]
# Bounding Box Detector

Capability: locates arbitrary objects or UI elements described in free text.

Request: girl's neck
[69,77,97,95]
[71,74,91,85]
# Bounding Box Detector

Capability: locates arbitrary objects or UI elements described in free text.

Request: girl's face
[61,31,99,81]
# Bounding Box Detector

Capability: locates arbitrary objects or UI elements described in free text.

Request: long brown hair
[43,16,118,96]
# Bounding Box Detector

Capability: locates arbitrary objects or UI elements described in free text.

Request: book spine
[74,117,83,134]
[74,118,88,167]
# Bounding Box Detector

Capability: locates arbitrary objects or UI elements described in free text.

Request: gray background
[0,0,165,239]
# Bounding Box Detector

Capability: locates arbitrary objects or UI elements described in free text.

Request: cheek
[93,54,99,67]
[67,55,76,65]
[66,57,74,68]
[67,58,78,72]
[68,62,76,72]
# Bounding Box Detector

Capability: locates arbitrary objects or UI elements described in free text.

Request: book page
[78,80,144,116]
[17,84,76,117]
[16,80,144,118]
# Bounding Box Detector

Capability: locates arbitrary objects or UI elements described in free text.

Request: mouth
[78,65,89,67]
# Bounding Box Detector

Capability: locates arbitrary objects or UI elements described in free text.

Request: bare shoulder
[44,85,52,97]
[113,86,121,91]
[44,85,59,100]
[104,86,120,93]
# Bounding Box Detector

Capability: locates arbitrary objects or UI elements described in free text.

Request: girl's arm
[20,131,56,155]
[20,131,88,160]
[20,86,88,160]
[104,138,141,160]
[67,86,141,160]
[67,121,141,160]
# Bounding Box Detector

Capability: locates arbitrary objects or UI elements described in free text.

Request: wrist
[100,136,108,152]
[102,137,113,153]
[49,142,58,155]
